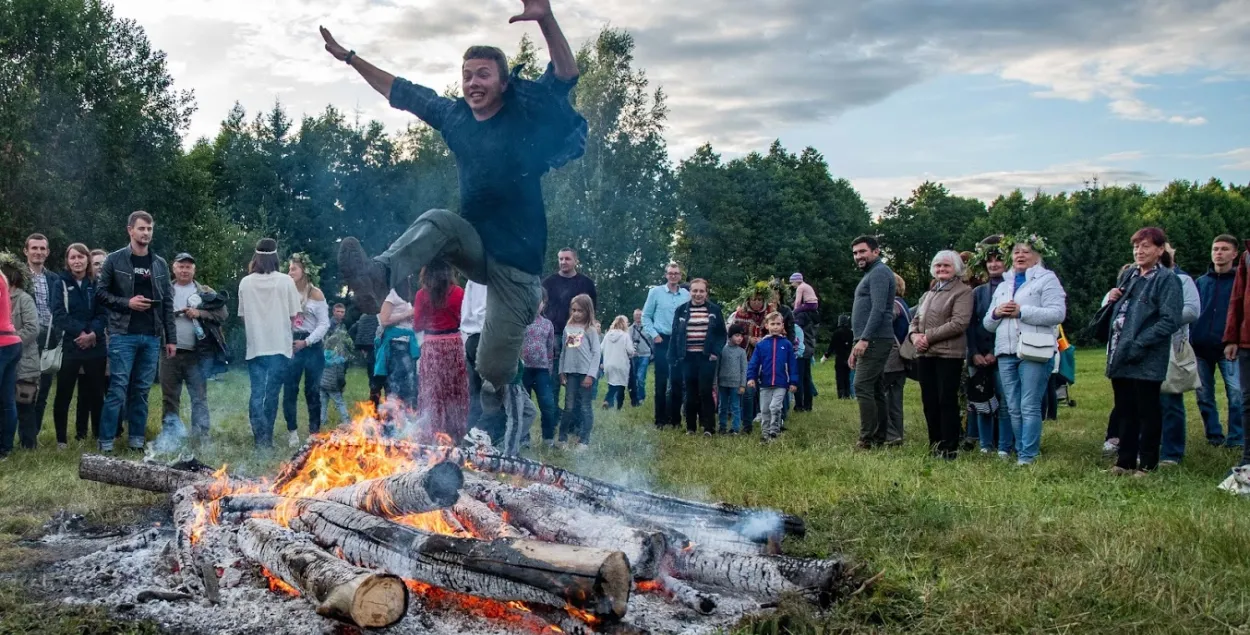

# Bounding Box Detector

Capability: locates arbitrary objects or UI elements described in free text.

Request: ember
[68,412,851,633]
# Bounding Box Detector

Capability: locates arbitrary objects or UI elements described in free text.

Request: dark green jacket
[1105,266,1183,382]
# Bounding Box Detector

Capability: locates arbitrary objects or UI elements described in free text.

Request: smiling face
[689,281,708,305]
[24,238,48,268]
[1133,239,1164,269]
[986,254,1006,277]
[665,265,682,287]
[852,242,879,270]
[462,58,506,116]
[1011,244,1038,271]
[173,260,195,285]
[933,258,955,282]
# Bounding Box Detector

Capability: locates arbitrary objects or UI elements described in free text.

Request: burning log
[319,461,463,517]
[79,453,218,493]
[237,519,409,629]
[670,547,842,605]
[464,479,668,580]
[653,574,717,615]
[217,494,633,620]
[452,494,530,540]
[171,486,216,602]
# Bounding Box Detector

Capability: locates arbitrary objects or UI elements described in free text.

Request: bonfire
[62,402,855,634]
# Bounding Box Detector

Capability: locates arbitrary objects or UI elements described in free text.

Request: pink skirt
[417,332,468,445]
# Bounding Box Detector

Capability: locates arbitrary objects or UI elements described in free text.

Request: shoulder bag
[1161,339,1202,394]
[39,282,67,374]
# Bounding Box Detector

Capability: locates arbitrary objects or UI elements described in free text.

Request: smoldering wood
[451,494,530,540]
[656,574,717,615]
[135,589,194,603]
[669,547,842,605]
[464,479,668,580]
[216,494,634,620]
[170,486,210,601]
[79,454,217,493]
[237,519,409,629]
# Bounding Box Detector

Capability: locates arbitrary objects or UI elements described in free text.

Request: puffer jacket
[983,264,1067,357]
[1105,266,1183,382]
[909,278,973,359]
[9,288,41,382]
[747,334,798,388]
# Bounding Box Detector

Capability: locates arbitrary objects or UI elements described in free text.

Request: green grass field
[2,348,1248,634]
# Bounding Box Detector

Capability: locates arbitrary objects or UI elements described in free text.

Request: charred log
[655,574,717,615]
[237,519,409,628]
[79,454,217,494]
[217,494,633,620]
[670,547,842,605]
[451,494,530,540]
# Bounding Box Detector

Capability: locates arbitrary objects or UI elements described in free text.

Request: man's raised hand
[509,0,553,23]
[320,26,349,61]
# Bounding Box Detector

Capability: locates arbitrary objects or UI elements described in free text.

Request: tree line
[3,0,1248,355]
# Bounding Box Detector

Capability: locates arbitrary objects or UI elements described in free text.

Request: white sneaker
[288,430,300,448]
[57,442,68,450]
[1102,440,1119,456]
[997,451,1010,460]
[979,447,990,454]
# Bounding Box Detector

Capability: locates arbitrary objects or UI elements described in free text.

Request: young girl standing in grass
[558,294,601,450]
[601,315,635,410]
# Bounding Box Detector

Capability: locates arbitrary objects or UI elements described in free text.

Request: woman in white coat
[984,235,1067,465]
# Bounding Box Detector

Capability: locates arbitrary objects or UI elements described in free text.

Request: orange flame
[564,604,600,627]
[391,510,472,538]
[635,580,662,593]
[261,567,301,596]
[403,580,553,633]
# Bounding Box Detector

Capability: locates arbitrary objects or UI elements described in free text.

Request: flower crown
[0,251,27,275]
[285,252,323,287]
[968,240,1006,275]
[1001,230,1057,259]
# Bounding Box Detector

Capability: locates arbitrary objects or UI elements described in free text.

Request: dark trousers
[36,372,53,436]
[854,339,894,444]
[54,357,107,442]
[466,331,505,441]
[1239,351,1250,467]
[357,345,383,407]
[835,355,851,398]
[522,367,558,441]
[680,354,717,434]
[1112,378,1163,471]
[604,385,626,409]
[796,358,814,410]
[653,336,678,427]
[627,357,639,405]
[283,342,324,434]
[919,357,963,458]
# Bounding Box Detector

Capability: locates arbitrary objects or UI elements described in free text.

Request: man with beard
[849,235,897,450]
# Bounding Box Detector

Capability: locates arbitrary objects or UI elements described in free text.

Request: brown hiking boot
[337,237,390,314]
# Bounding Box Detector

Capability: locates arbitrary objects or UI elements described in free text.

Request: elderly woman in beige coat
[908,250,974,459]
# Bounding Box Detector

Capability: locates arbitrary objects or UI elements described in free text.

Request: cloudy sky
[110,0,1250,210]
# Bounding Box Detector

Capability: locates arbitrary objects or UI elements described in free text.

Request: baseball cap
[174,252,195,263]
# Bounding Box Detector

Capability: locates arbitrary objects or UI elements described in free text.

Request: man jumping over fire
[320,0,586,417]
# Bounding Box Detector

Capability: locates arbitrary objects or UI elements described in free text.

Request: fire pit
[40,413,854,634]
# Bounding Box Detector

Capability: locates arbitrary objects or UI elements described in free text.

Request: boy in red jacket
[747,313,798,443]
[1224,239,1250,467]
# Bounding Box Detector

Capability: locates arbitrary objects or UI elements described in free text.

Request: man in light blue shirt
[642,263,691,428]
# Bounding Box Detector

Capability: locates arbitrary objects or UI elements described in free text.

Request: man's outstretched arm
[321,27,394,98]
[509,0,578,81]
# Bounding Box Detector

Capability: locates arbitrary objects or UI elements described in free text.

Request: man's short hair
[558,247,578,259]
[24,233,48,249]
[333,303,346,311]
[463,46,509,84]
[666,262,683,274]
[851,235,879,251]
[1214,234,1240,249]
[128,210,154,227]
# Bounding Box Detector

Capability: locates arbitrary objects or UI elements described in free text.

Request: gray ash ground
[24,519,767,635]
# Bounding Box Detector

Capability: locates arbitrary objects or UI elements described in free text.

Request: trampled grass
[1,348,1248,634]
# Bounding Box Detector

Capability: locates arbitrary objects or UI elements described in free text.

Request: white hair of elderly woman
[929,249,966,278]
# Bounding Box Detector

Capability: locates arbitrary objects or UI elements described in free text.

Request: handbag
[1161,340,1202,394]
[39,281,68,374]
[1017,331,1057,363]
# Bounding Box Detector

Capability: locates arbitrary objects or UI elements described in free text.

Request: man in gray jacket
[849,236,898,449]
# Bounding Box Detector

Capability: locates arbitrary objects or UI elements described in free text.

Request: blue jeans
[604,385,625,409]
[0,343,21,455]
[284,342,324,434]
[1197,356,1243,447]
[631,356,650,405]
[100,334,161,450]
[320,390,349,427]
[559,373,594,444]
[1160,392,1188,462]
[522,368,557,441]
[973,367,1014,452]
[998,354,1049,463]
[718,386,742,432]
[248,354,289,447]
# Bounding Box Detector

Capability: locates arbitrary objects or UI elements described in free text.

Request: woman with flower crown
[283,252,330,447]
[983,232,1067,466]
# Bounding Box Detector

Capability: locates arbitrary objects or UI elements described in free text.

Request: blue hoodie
[1193,264,1238,359]
[747,334,799,388]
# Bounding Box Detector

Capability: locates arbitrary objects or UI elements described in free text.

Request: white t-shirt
[460,281,487,343]
[383,289,414,343]
[237,272,301,360]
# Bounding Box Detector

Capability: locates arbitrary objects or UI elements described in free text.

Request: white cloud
[106,0,1250,153]
[1206,148,1250,170]
[852,162,1163,212]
